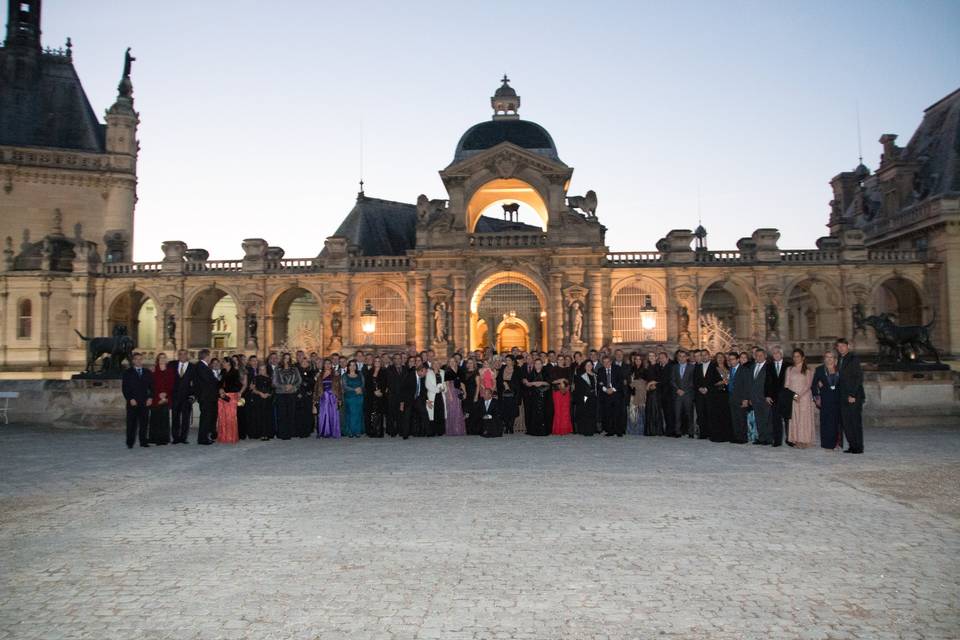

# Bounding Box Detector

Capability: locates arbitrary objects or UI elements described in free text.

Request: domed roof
[494,83,517,98]
[453,119,559,162]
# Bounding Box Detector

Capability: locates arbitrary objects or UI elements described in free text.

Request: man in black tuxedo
[121,352,153,448]
[385,354,406,437]
[170,349,196,444]
[836,338,865,453]
[693,349,715,439]
[478,387,503,437]
[769,346,792,447]
[728,352,751,443]
[670,349,696,437]
[397,357,420,440]
[749,347,778,445]
[194,348,219,445]
[597,356,625,436]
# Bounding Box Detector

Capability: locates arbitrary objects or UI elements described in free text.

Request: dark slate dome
[453,119,559,162]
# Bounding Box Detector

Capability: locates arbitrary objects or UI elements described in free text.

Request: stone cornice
[0,145,136,176]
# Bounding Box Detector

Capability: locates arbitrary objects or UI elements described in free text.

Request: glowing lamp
[360,300,378,343]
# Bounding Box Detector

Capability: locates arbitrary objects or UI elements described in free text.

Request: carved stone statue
[330,311,343,340]
[852,303,866,337]
[165,314,176,343]
[246,314,258,339]
[416,194,447,221]
[566,190,598,217]
[766,304,780,338]
[74,327,135,374]
[123,47,136,78]
[677,303,690,335]
[570,301,584,342]
[862,313,941,364]
[433,302,448,342]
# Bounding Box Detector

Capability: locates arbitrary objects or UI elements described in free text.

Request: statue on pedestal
[433,302,448,343]
[766,304,780,340]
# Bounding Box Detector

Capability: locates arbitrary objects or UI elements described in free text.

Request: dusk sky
[41,0,960,261]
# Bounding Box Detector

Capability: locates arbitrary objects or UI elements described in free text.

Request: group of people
[121,339,865,454]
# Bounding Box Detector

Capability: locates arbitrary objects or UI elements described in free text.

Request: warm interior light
[466,178,549,232]
[360,300,377,336]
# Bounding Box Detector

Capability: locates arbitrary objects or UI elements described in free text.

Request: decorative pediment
[562,284,588,305]
[442,142,570,180]
[427,287,453,302]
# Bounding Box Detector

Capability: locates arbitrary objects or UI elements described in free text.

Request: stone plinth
[863,369,959,428]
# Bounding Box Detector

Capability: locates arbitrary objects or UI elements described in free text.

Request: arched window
[358,285,406,346]
[612,285,666,343]
[17,299,32,338]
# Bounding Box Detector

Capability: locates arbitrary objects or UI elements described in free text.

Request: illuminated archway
[469,271,547,352]
[466,178,549,232]
[497,315,530,352]
[108,290,158,350]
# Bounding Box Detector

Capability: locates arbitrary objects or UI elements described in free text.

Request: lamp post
[640,294,657,341]
[360,300,377,345]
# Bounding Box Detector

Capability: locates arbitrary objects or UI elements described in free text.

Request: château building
[1,0,958,377]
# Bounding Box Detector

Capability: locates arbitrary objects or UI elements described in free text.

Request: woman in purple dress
[443,357,467,436]
[313,359,341,439]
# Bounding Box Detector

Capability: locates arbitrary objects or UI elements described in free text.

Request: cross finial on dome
[491,74,520,120]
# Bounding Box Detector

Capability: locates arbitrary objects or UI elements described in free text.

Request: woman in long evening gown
[216,358,241,444]
[626,354,646,435]
[462,359,482,435]
[707,351,732,442]
[314,360,342,439]
[295,357,317,438]
[497,358,520,434]
[149,352,175,444]
[812,350,843,451]
[525,360,553,436]
[550,357,574,435]
[341,361,365,437]
[443,358,467,436]
[424,360,446,437]
[574,361,598,436]
[249,365,274,440]
[272,354,302,440]
[365,357,386,437]
[643,352,665,436]
[785,349,816,448]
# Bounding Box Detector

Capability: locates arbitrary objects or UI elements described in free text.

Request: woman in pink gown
[785,348,816,448]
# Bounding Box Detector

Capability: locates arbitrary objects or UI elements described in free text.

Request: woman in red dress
[551,355,574,435]
[149,352,176,444]
[216,357,242,444]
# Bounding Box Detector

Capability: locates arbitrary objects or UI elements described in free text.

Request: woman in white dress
[425,359,447,436]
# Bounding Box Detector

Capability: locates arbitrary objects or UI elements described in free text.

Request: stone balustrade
[349,256,412,270]
[468,232,548,248]
[604,252,662,265]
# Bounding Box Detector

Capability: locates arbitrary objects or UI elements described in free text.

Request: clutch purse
[237,398,246,407]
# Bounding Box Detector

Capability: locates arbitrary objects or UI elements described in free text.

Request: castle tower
[102,48,140,261]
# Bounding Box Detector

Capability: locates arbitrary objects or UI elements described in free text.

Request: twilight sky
[41,0,960,261]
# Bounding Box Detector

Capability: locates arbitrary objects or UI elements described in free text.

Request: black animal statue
[862,313,940,363]
[75,325,136,372]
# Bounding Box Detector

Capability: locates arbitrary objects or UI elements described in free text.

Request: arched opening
[874,277,923,325]
[700,281,750,343]
[272,288,322,352]
[356,284,406,347]
[466,178,548,232]
[16,298,32,339]
[786,279,840,341]
[108,290,157,350]
[188,288,238,349]
[497,315,530,352]
[470,272,546,352]
[611,281,667,344]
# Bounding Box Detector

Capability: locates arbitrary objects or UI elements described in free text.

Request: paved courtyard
[1,425,958,640]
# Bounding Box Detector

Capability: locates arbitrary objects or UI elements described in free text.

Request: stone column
[413,274,427,351]
[453,274,467,353]
[549,272,563,350]
[588,270,604,350]
[39,284,52,366]
[941,227,960,356]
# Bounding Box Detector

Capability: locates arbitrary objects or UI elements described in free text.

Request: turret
[102,47,140,261]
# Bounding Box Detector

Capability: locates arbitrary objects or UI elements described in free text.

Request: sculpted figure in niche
[434,302,448,342]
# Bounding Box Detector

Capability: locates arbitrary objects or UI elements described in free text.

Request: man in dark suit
[670,349,696,437]
[397,357,419,440]
[836,338,865,454]
[597,355,625,436]
[478,387,503,437]
[693,349,715,439]
[769,346,792,447]
[749,347,777,445]
[194,348,219,445]
[729,351,750,443]
[659,353,676,436]
[170,349,196,444]
[121,352,153,448]
[384,354,406,437]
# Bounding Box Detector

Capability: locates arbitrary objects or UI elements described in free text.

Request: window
[17,299,32,338]
[611,285,666,342]
[357,286,406,346]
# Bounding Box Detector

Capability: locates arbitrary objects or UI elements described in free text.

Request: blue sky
[41,0,960,260]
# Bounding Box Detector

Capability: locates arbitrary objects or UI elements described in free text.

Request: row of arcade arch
[102,275,925,354]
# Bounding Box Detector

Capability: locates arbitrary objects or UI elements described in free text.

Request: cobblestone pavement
[1,425,958,640]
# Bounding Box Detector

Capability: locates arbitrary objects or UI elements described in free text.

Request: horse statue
[861,313,940,363]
